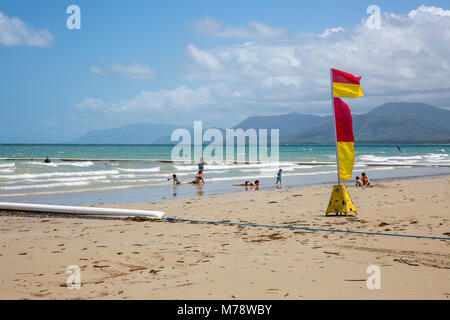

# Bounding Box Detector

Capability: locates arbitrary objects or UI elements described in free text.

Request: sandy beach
[0,175,449,300]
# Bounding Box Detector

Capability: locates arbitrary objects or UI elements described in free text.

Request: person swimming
[44,156,51,164]
[233,180,262,187]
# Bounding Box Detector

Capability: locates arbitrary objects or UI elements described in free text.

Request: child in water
[169,174,181,184]
[276,169,282,185]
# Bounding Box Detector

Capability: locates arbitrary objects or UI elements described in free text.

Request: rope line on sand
[163,217,450,240]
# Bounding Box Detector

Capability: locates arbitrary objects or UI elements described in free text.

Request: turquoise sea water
[0,144,449,205]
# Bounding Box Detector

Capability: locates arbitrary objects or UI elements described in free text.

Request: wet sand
[0,176,449,299]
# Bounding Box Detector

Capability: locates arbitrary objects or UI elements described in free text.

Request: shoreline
[1,166,449,206]
[0,175,449,299]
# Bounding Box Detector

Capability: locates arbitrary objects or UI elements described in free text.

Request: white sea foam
[24,175,109,183]
[174,162,297,171]
[241,167,296,172]
[0,181,94,190]
[0,168,14,173]
[0,163,15,168]
[423,153,448,160]
[117,167,160,173]
[359,155,423,162]
[0,169,119,180]
[29,161,95,167]
[207,175,274,182]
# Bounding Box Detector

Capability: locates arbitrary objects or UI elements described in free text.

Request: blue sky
[1,0,450,142]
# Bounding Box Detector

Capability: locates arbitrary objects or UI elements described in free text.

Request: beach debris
[344,279,366,282]
[129,267,147,272]
[149,269,161,275]
[379,222,389,227]
[323,251,340,256]
[393,258,420,267]
[127,216,151,222]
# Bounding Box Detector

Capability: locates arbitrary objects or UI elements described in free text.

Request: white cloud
[89,65,104,75]
[75,6,450,127]
[193,17,286,39]
[110,62,156,79]
[187,44,223,71]
[184,6,450,113]
[89,62,156,79]
[0,11,53,47]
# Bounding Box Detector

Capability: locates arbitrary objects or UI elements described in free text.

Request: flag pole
[330,68,341,186]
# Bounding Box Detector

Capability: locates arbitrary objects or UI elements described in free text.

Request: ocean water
[0,144,449,205]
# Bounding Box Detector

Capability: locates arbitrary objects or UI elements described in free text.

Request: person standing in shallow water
[44,156,51,163]
[276,169,283,186]
[198,158,205,172]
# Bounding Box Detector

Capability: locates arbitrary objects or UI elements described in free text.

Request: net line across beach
[163,217,450,241]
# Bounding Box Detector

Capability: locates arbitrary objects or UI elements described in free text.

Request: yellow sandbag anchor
[326,185,357,216]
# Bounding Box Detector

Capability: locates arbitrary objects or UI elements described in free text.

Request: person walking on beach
[276,169,282,185]
[361,172,370,186]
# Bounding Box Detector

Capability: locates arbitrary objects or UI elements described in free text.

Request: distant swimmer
[397,145,402,152]
[44,156,51,164]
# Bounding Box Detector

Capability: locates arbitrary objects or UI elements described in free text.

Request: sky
[1,0,450,142]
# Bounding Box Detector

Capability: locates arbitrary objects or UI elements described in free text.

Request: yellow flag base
[326,185,357,216]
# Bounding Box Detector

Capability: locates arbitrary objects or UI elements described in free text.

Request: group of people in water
[170,158,206,185]
[171,159,372,189]
[169,159,279,189]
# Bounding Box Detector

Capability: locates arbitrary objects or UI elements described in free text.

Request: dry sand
[0,176,449,299]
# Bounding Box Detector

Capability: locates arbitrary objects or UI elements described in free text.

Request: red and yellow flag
[334,97,355,181]
[332,68,364,98]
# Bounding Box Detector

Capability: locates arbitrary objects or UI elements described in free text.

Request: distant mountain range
[73,102,450,144]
